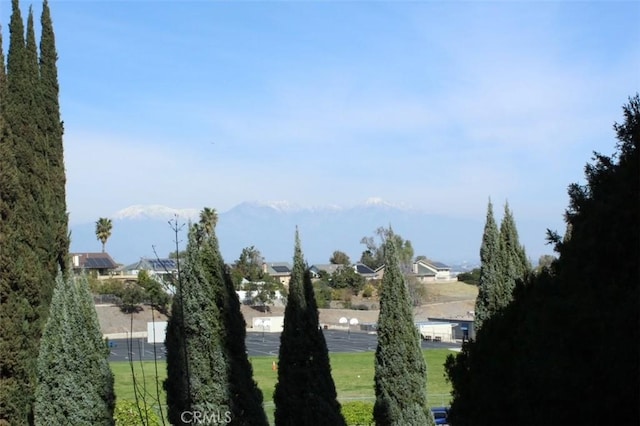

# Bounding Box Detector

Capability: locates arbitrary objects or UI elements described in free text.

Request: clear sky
[2,0,639,233]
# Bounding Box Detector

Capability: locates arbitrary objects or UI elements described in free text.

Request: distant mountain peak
[239,200,346,213]
[260,200,302,212]
[361,197,411,210]
[112,204,200,221]
[364,196,389,206]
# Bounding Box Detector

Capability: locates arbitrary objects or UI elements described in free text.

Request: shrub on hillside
[331,288,352,302]
[362,284,374,298]
[313,281,333,308]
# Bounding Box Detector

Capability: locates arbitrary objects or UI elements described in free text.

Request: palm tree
[95,217,113,253]
[199,207,218,237]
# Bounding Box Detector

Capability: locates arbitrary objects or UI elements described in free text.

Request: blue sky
[2,0,639,258]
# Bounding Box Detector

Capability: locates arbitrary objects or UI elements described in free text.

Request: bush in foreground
[341,401,374,426]
[114,400,161,426]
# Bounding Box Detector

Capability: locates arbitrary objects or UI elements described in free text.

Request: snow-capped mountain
[69,199,486,266]
[362,197,411,210]
[113,204,200,221]
[250,200,305,213]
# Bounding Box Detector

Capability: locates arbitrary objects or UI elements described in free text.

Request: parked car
[431,406,450,425]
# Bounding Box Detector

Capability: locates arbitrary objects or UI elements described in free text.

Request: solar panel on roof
[84,258,97,268]
[149,259,176,270]
[85,257,114,269]
[272,265,290,273]
[356,264,374,274]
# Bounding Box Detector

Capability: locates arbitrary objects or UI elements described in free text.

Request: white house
[411,259,453,282]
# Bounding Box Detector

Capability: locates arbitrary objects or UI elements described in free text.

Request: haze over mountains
[69,199,556,270]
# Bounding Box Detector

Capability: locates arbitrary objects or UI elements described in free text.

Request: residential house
[262,262,293,286]
[353,262,379,280]
[120,258,179,283]
[374,259,454,282]
[70,252,118,277]
[309,263,344,279]
[412,259,453,282]
[374,265,386,279]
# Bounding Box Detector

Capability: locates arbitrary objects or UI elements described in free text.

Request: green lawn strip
[111,360,167,410]
[110,349,453,423]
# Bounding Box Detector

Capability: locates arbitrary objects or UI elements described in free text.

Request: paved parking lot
[108,330,461,362]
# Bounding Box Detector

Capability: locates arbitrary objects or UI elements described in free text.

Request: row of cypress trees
[165,215,436,425]
[0,0,70,423]
[445,95,639,426]
[474,200,530,331]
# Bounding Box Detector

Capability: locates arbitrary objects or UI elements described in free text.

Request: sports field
[111,349,453,424]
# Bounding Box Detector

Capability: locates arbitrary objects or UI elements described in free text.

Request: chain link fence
[93,294,120,305]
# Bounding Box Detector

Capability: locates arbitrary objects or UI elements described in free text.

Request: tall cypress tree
[373,232,434,426]
[34,273,115,425]
[26,5,57,285]
[274,229,345,426]
[39,0,69,274]
[165,225,230,425]
[498,202,530,299]
[474,199,502,331]
[198,212,268,426]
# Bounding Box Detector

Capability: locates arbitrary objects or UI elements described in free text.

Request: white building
[415,321,456,342]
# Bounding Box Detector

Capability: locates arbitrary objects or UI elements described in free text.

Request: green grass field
[111,349,453,424]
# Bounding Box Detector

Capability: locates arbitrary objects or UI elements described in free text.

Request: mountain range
[69,199,551,271]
